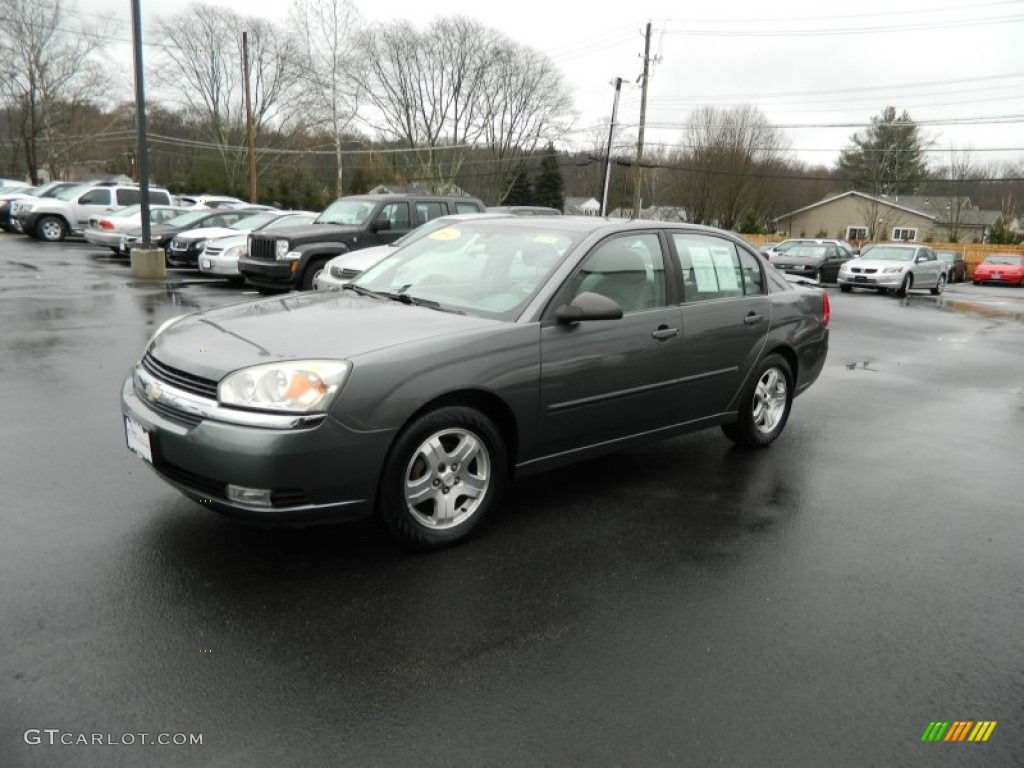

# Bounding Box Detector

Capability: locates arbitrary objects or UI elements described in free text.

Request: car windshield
[232,213,278,230]
[315,199,377,226]
[163,211,212,227]
[353,221,581,320]
[54,185,89,200]
[782,245,829,259]
[982,254,1024,265]
[860,246,916,262]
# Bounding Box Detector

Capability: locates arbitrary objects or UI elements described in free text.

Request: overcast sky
[93,0,1024,170]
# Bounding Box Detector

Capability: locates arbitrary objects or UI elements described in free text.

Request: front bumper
[167,242,204,267]
[313,270,347,291]
[198,252,242,277]
[237,256,298,288]
[838,271,903,288]
[120,373,392,526]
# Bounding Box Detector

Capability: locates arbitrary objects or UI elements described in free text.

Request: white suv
[12,182,172,242]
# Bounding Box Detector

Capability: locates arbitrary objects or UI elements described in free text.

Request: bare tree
[927,147,980,242]
[154,4,301,191]
[0,0,112,182]
[352,17,573,195]
[675,105,788,230]
[289,0,362,198]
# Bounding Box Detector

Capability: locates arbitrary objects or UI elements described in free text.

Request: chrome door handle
[743,313,763,325]
[652,326,679,340]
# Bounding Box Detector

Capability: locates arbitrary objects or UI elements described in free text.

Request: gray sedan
[121,218,830,549]
[837,243,946,295]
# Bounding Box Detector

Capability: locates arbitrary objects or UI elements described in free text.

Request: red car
[972,253,1024,286]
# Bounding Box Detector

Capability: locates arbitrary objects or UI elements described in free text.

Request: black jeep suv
[239,193,486,292]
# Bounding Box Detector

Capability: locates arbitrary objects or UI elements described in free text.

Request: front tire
[896,274,913,296]
[839,284,852,293]
[379,406,507,550]
[930,273,945,296]
[35,216,67,242]
[721,355,793,449]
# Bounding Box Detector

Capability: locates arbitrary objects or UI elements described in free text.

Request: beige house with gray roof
[773,191,1001,243]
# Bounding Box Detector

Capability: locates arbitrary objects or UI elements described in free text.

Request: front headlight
[223,244,247,259]
[882,266,903,273]
[275,239,290,259]
[219,360,351,413]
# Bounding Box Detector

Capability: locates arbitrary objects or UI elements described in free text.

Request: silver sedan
[838,243,946,296]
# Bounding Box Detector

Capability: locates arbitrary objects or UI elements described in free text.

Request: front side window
[570,234,667,313]
[673,233,746,301]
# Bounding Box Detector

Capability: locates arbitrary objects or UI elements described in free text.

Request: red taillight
[822,291,831,327]
[98,220,114,230]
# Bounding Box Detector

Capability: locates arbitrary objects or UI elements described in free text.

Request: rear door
[670,233,771,421]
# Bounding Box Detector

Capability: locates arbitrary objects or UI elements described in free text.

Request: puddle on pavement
[934,295,1024,322]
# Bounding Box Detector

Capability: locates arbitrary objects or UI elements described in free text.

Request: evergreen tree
[533,143,565,211]
[836,106,929,195]
[504,171,533,206]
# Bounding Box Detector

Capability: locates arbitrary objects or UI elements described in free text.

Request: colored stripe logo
[921,721,996,742]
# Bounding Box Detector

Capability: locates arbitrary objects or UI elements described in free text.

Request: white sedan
[198,212,318,281]
[84,205,188,250]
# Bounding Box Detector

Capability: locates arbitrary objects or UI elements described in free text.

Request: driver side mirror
[555,291,624,323]
[371,218,391,232]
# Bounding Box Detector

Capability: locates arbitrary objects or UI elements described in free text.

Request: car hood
[176,226,244,242]
[772,254,824,266]
[252,222,362,241]
[204,233,248,250]
[324,244,396,271]
[149,291,504,381]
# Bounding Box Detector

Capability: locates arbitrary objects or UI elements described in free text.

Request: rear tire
[930,273,945,296]
[721,354,793,449]
[378,406,507,550]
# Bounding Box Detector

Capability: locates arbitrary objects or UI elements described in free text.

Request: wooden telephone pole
[632,22,653,219]
[242,31,257,203]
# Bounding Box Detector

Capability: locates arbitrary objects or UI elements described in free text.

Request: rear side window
[415,202,446,225]
[147,190,171,205]
[116,189,141,205]
[673,233,746,301]
[454,202,482,214]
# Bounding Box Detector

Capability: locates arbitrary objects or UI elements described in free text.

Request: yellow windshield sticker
[428,228,461,241]
[533,235,559,244]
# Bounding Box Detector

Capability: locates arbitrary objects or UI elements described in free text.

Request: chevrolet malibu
[122,218,830,549]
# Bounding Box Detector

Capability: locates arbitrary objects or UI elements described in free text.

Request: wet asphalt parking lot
[1,236,1023,767]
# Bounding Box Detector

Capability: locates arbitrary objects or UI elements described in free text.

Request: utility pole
[601,77,623,218]
[632,22,652,219]
[242,31,257,203]
[130,0,151,245]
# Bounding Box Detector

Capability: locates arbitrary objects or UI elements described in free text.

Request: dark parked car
[240,193,486,293]
[486,205,562,216]
[122,218,830,549]
[770,243,855,284]
[118,208,266,258]
[934,249,966,283]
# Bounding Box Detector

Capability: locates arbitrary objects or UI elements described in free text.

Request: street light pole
[130,0,151,246]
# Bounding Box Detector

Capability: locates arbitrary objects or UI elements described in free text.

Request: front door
[537,232,683,457]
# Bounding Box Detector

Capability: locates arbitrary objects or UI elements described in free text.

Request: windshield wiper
[344,283,463,314]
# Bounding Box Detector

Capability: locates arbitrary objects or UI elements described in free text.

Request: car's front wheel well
[399,390,520,477]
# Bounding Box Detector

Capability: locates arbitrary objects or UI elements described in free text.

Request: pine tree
[532,143,565,211]
[837,106,929,196]
[504,171,533,206]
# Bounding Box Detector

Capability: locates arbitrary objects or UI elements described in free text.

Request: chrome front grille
[330,266,361,280]
[249,237,277,260]
[141,352,219,399]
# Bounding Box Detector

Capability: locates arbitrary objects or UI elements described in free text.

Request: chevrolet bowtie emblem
[145,380,162,401]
